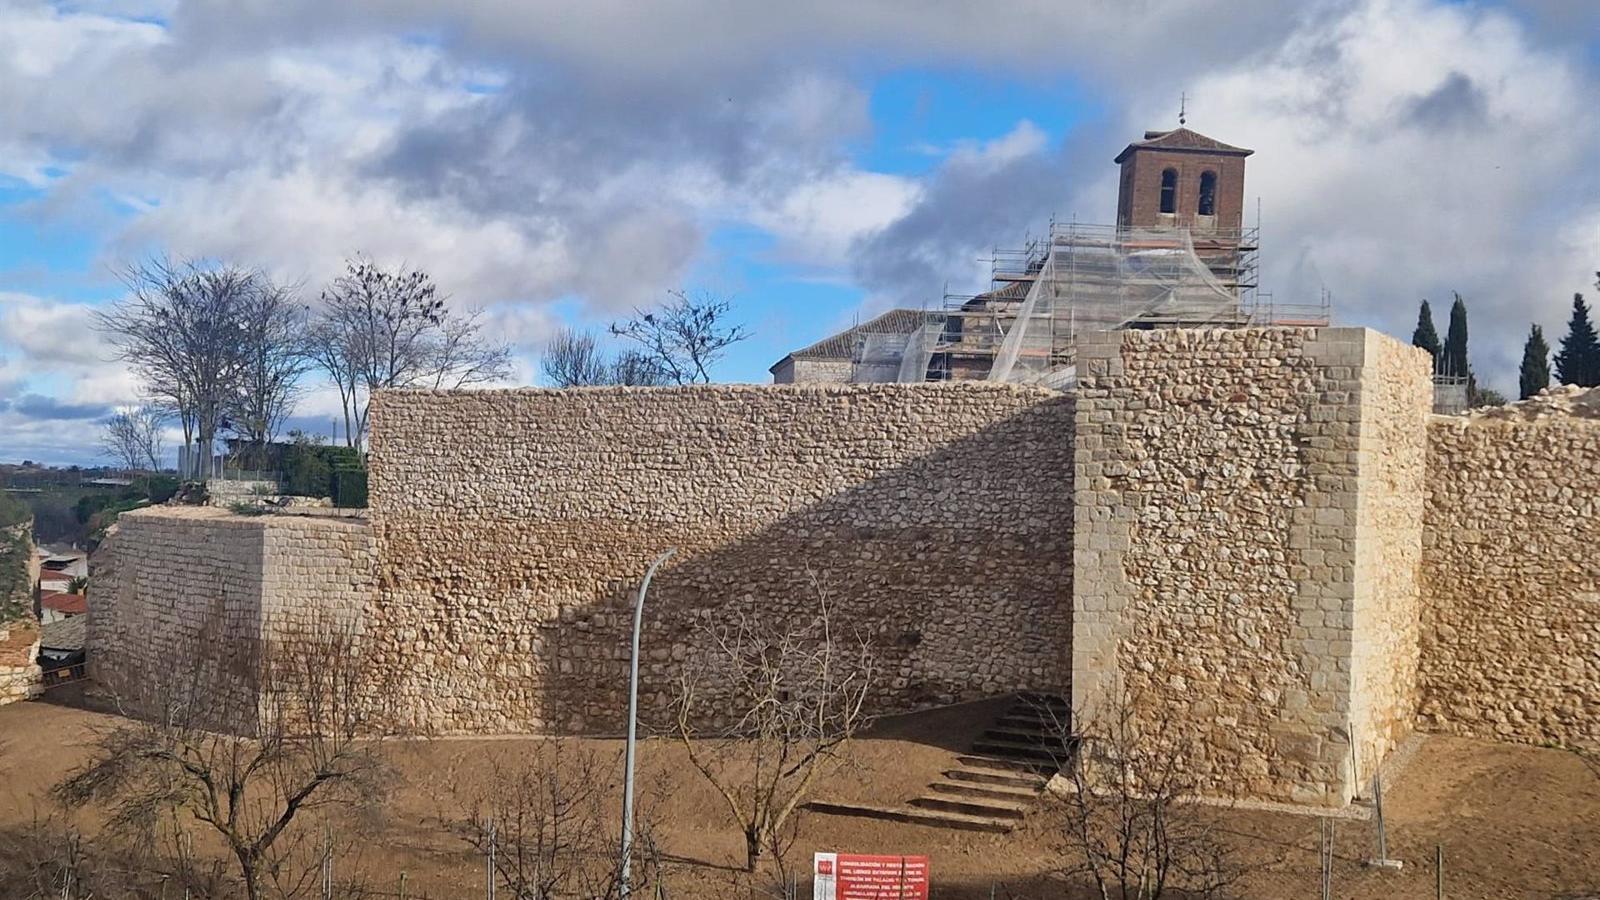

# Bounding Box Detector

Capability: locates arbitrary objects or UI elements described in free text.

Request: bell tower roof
[1114,127,1253,164]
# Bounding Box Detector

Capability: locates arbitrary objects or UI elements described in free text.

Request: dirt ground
[0,693,1596,899]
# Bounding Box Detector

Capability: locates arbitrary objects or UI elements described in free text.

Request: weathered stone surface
[367,382,1076,735]
[1420,413,1600,747]
[0,521,43,706]
[88,507,375,728]
[1072,327,1431,807]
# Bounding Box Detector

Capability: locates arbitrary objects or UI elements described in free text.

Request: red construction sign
[813,852,930,900]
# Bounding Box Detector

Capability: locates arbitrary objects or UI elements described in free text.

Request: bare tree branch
[610,289,750,386]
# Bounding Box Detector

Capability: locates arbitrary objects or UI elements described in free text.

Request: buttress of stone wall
[1347,334,1432,787]
[0,521,43,706]
[1072,327,1430,808]
[89,508,375,733]
[1421,417,1600,748]
[367,383,1076,735]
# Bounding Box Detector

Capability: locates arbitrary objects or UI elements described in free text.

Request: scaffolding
[848,220,1330,386]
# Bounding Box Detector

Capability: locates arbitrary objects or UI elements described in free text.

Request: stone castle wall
[88,507,374,728]
[1419,415,1600,747]
[367,383,1076,734]
[1072,328,1431,805]
[0,520,43,706]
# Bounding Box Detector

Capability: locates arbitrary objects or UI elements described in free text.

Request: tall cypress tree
[1411,299,1442,373]
[1554,292,1600,387]
[1519,324,1551,400]
[1441,293,1472,381]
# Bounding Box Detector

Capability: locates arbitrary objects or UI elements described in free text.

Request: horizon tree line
[94,256,750,476]
[1411,278,1600,405]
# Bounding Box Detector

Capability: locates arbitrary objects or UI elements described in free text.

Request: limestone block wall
[1348,333,1433,784]
[0,521,43,706]
[1073,327,1430,806]
[367,383,1076,734]
[1420,416,1600,747]
[89,507,375,728]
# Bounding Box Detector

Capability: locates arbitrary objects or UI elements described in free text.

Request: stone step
[927,779,1042,803]
[806,800,1015,834]
[996,713,1067,732]
[971,739,1067,765]
[910,794,1029,820]
[956,753,1058,774]
[983,725,1058,745]
[944,767,1051,789]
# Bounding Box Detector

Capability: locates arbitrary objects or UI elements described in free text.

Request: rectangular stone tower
[1071,327,1433,806]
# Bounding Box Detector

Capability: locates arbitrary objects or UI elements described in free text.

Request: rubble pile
[1462,384,1600,422]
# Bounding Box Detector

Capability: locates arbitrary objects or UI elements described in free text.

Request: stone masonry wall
[1073,327,1430,806]
[89,507,374,729]
[367,383,1076,735]
[1420,416,1600,747]
[1,521,43,706]
[1347,334,1433,785]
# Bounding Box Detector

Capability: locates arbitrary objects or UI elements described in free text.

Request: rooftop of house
[39,592,87,616]
[39,614,86,652]
[770,308,927,372]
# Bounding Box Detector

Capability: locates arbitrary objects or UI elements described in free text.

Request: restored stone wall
[368,383,1076,734]
[1420,416,1600,748]
[1073,327,1430,806]
[89,507,375,727]
[1347,333,1434,784]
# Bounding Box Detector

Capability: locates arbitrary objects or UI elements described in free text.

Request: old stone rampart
[0,520,42,706]
[367,383,1077,734]
[1420,414,1600,747]
[88,507,374,728]
[1073,328,1432,805]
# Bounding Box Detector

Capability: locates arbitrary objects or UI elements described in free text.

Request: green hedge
[333,467,368,509]
[283,445,362,498]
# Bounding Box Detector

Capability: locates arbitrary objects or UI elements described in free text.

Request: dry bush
[56,615,396,900]
[441,741,667,899]
[1042,685,1249,900]
[675,576,875,877]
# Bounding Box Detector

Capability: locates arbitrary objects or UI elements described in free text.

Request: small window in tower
[1159,169,1177,214]
[1198,171,1217,216]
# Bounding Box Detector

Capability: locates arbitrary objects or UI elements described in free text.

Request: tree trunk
[744,829,762,873]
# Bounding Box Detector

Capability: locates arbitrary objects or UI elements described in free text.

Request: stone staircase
[809,692,1071,833]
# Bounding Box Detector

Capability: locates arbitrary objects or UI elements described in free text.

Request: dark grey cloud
[11,394,112,421]
[1406,72,1490,131]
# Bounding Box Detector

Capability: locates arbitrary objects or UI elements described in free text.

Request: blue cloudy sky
[3,0,1600,465]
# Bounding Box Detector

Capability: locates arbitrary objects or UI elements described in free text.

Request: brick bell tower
[1114,125,1253,232]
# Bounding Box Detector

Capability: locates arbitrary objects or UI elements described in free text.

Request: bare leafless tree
[540,327,610,388]
[443,741,666,899]
[228,280,311,469]
[608,349,671,386]
[1043,684,1249,900]
[307,256,513,451]
[611,289,750,385]
[56,615,395,900]
[676,576,874,874]
[100,405,167,472]
[95,259,271,478]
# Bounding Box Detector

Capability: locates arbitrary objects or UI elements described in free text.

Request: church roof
[1114,127,1253,164]
[770,308,927,372]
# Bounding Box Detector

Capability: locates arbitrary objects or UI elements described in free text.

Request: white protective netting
[987,225,1242,383]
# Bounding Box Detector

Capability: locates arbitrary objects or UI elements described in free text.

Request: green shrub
[333,467,368,509]
[0,493,28,529]
[141,475,181,503]
[283,445,361,498]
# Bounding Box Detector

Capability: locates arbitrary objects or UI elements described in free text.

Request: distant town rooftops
[1113,127,1253,163]
[40,592,87,616]
[40,615,86,652]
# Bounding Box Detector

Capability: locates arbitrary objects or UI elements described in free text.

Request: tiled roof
[40,615,86,651]
[772,308,929,370]
[40,592,88,615]
[1114,127,1253,163]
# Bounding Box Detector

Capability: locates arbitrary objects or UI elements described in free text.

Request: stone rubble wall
[1073,327,1431,806]
[1419,415,1600,748]
[88,507,374,730]
[0,521,43,706]
[367,383,1076,735]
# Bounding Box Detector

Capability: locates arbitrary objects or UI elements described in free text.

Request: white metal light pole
[619,547,676,898]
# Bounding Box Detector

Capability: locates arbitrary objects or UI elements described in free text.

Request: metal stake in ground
[619,548,677,899]
[1363,771,1403,871]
